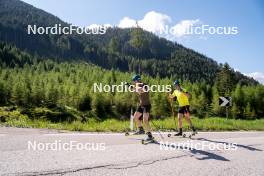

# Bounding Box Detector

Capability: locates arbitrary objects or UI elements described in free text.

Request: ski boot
[133,127,145,135]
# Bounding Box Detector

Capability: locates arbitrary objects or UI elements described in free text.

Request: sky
[22,0,264,83]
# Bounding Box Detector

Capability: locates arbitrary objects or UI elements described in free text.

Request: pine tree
[232,84,245,118]
[231,102,238,119]
[32,79,45,106]
[129,26,149,56]
[152,93,163,117]
[108,37,120,54]
[78,94,92,112]
[244,102,252,119]
[0,81,7,105]
[46,83,59,108]
[11,81,25,106]
[216,63,235,96]
[250,109,256,119]
[210,84,220,116]
[92,93,106,119]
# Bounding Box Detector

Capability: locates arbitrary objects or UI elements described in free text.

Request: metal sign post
[226,106,228,119]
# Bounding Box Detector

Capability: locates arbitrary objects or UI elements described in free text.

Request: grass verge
[1,109,264,132]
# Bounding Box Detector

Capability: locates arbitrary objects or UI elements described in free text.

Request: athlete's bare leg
[184,112,196,132]
[143,112,151,132]
[143,112,154,139]
[134,111,143,128]
[184,112,193,127]
[174,113,184,136]
[178,113,183,129]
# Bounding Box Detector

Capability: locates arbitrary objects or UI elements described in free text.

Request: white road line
[44,131,264,136]
[44,133,125,136]
[43,131,264,136]
[43,132,172,136]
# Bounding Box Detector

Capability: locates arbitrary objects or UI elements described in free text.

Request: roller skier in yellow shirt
[169,80,197,136]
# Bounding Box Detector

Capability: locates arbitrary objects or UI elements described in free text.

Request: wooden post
[130,108,134,131]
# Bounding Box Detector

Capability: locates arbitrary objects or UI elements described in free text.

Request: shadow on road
[147,141,230,162]
[125,135,262,162]
[194,138,262,151]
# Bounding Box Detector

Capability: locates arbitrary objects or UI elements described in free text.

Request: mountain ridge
[0,0,258,85]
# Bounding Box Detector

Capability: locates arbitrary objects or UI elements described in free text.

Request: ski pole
[150,120,165,140]
[167,92,177,131]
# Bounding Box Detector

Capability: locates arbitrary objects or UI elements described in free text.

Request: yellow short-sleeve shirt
[172,88,190,107]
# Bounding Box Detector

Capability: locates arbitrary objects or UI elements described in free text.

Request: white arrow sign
[219,97,231,107]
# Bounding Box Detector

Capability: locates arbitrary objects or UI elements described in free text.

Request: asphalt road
[0,127,263,176]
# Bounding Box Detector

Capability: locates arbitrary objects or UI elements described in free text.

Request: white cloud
[244,72,264,84]
[117,11,203,41]
[90,11,204,41]
[118,17,137,28]
[171,19,200,38]
[234,68,240,72]
[87,24,112,29]
[118,11,171,34]
[138,11,171,33]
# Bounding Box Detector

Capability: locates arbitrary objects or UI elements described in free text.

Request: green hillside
[0,0,257,84]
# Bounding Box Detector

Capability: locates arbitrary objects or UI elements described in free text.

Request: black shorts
[136,104,151,114]
[178,105,190,114]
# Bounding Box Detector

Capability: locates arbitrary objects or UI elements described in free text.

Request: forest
[0,43,263,125]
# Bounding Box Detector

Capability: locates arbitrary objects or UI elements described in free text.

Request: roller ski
[141,132,157,145]
[125,131,145,136]
[167,131,180,138]
[167,128,183,137]
[125,127,145,136]
[168,128,197,139]
[141,136,157,145]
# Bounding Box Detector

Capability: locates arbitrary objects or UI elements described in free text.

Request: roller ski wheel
[141,138,156,145]
[183,131,197,139]
[174,132,183,137]
[192,131,198,136]
[182,134,192,138]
